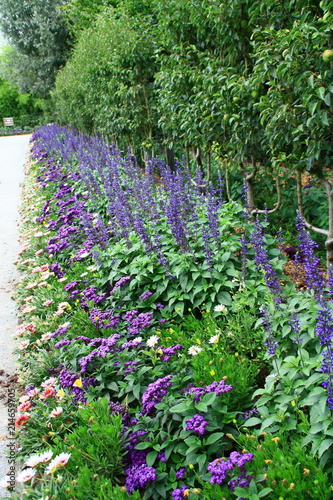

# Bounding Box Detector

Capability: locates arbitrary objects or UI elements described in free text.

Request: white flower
[0,476,12,489]
[19,395,29,404]
[209,334,220,344]
[17,468,36,483]
[50,407,63,418]
[214,304,226,312]
[188,346,203,356]
[25,454,42,468]
[38,450,53,463]
[45,453,71,474]
[41,332,52,341]
[87,265,97,272]
[26,387,39,398]
[79,252,89,259]
[146,335,160,347]
[18,340,30,350]
[266,373,278,379]
[41,377,57,388]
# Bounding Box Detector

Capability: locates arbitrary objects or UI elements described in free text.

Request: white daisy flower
[188,346,203,356]
[146,335,160,347]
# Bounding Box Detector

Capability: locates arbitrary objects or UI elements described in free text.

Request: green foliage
[52,7,158,149]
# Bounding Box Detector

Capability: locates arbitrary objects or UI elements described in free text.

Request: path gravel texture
[0,134,31,498]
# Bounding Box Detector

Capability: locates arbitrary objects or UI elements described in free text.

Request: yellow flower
[189,464,194,469]
[303,468,310,475]
[196,339,201,344]
[264,460,273,464]
[73,379,83,388]
[210,370,215,376]
[271,437,280,443]
[57,389,65,397]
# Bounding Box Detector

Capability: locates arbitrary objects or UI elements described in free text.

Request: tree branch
[296,169,328,236]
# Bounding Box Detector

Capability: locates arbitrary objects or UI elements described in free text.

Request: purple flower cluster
[128,312,153,336]
[141,375,173,415]
[160,344,184,362]
[172,486,190,500]
[185,414,209,435]
[124,464,157,494]
[207,451,254,486]
[78,334,121,372]
[58,367,95,404]
[186,379,233,401]
[140,291,153,301]
[175,468,186,479]
[50,325,70,339]
[89,308,121,329]
[110,276,131,295]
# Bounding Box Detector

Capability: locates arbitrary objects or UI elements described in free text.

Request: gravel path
[0,134,31,498]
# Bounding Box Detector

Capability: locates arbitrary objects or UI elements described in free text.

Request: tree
[0,0,71,96]
[51,7,158,154]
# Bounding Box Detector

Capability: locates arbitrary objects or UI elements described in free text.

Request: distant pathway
[0,134,31,497]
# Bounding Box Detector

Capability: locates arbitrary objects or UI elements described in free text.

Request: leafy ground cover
[1,124,333,499]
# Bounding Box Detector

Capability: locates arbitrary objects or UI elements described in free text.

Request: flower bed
[1,124,333,499]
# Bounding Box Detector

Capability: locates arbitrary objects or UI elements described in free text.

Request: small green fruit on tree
[322,49,333,62]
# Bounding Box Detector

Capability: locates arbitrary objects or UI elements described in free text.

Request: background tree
[52,7,158,156]
[0,0,71,96]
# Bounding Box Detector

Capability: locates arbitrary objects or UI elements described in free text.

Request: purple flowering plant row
[5,124,333,499]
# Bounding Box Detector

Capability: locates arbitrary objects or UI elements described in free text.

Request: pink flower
[18,401,31,412]
[26,387,39,398]
[35,249,44,256]
[15,414,30,428]
[21,305,36,314]
[50,407,63,418]
[41,377,57,388]
[31,266,42,274]
[45,453,71,474]
[25,322,37,333]
[14,325,26,337]
[38,281,49,287]
[16,468,36,483]
[42,300,54,307]
[38,450,53,463]
[40,387,55,399]
[25,282,38,290]
[40,264,49,271]
[18,340,30,350]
